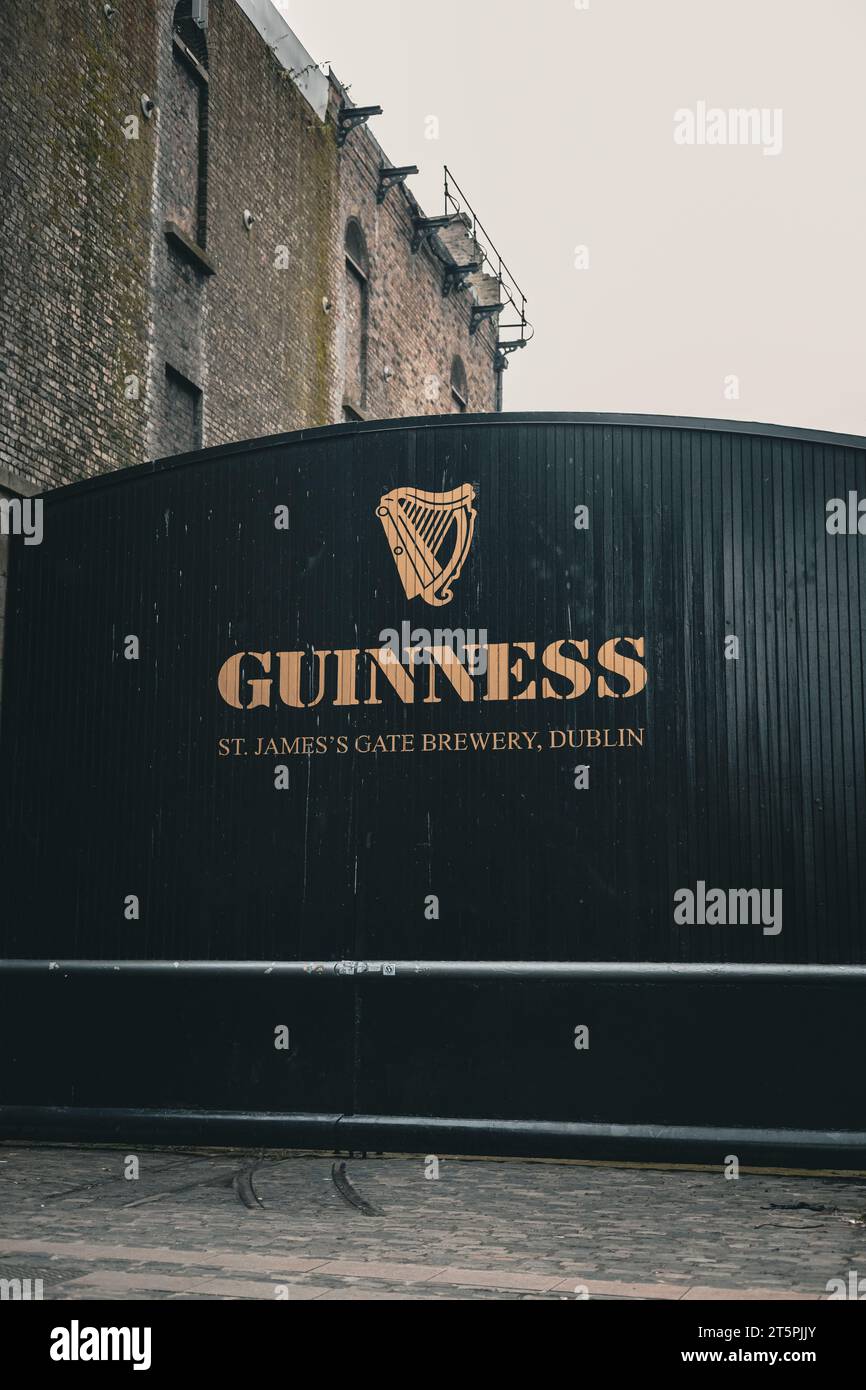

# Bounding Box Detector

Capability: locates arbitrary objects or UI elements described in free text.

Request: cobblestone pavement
[0,1145,864,1300]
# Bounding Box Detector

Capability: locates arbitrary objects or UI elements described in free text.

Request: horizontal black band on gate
[2,1106,866,1164]
[2,959,866,981]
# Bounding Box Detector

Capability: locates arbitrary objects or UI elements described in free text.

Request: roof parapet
[235,0,329,120]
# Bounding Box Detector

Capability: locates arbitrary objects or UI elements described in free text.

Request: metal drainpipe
[494,358,505,412]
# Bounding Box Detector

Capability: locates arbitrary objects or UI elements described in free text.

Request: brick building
[0,0,528,696]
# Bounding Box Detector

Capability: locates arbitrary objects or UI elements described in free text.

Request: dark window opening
[165,364,202,455]
[345,218,369,279]
[450,355,468,413]
[168,2,209,250]
[173,0,209,70]
[344,219,369,410]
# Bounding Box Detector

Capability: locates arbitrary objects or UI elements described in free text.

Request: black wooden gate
[2,413,865,1160]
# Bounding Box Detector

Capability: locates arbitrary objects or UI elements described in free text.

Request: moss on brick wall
[0,0,158,489]
[0,0,499,492]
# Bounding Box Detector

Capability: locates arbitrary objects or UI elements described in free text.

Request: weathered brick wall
[201,0,341,445]
[0,0,158,491]
[336,102,499,421]
[0,0,500,486]
[181,0,499,448]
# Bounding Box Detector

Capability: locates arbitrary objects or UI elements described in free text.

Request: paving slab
[1,1144,863,1301]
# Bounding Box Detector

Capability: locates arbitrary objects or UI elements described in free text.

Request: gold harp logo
[377,484,477,608]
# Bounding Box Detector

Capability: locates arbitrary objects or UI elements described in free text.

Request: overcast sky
[280,0,866,435]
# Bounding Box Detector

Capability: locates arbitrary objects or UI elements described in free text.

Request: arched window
[344,219,369,410]
[450,355,468,413]
[173,0,209,67]
[168,1,209,250]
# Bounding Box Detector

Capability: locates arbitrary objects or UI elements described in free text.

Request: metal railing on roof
[443,166,533,358]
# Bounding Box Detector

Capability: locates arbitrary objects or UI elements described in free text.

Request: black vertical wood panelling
[1,416,864,966]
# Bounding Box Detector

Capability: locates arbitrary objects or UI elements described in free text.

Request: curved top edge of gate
[44,410,866,503]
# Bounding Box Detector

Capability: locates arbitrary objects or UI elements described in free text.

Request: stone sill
[172,33,209,84]
[164,222,216,276]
